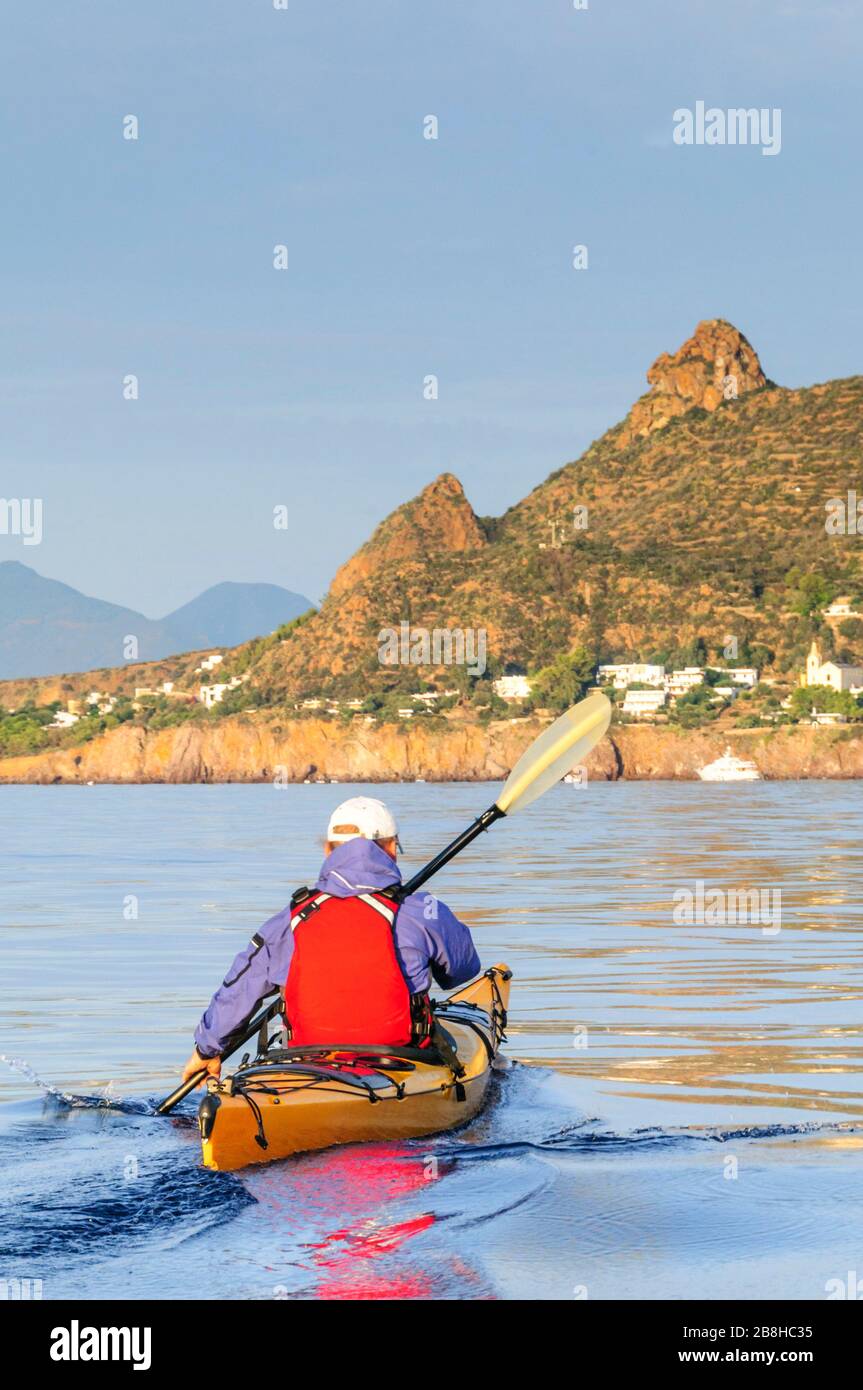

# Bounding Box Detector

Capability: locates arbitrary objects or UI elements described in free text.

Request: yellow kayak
[198,965,511,1171]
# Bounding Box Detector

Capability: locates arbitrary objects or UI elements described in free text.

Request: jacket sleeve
[193,908,294,1058]
[419,894,481,990]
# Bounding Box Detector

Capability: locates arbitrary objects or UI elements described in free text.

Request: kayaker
[180,796,481,1085]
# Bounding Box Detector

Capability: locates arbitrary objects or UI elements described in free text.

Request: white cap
[326,796,400,846]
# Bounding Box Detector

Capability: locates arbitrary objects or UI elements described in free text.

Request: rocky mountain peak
[621,319,769,444]
[328,472,486,599]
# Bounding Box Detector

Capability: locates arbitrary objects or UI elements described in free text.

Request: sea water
[1,782,861,1300]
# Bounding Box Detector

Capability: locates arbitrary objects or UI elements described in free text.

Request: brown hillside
[248,320,863,696]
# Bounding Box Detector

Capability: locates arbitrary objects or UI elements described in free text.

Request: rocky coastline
[0,714,860,784]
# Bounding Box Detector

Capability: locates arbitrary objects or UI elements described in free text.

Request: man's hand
[181,1048,221,1087]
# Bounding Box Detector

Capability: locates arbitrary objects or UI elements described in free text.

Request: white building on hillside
[824,596,860,619]
[622,689,666,718]
[199,674,246,708]
[199,683,229,708]
[197,654,224,673]
[48,710,80,728]
[803,640,863,693]
[85,689,118,713]
[665,667,705,696]
[598,663,665,690]
[493,675,532,700]
[723,667,759,687]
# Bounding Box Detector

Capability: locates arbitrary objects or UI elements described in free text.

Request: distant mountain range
[0,562,314,678]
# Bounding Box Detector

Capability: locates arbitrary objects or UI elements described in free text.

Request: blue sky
[1,0,860,614]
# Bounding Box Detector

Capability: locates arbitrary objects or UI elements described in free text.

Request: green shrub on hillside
[529,647,595,714]
[789,685,861,719]
[0,704,56,756]
[787,571,836,617]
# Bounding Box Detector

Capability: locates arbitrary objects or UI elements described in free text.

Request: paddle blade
[496,691,612,815]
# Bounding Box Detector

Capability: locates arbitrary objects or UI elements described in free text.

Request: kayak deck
[199,965,511,1171]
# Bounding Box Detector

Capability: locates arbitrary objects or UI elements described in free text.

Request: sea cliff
[0,714,860,784]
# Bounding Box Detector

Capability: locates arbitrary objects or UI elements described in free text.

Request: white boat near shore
[697,746,762,782]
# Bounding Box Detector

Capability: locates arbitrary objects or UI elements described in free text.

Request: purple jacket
[194,839,481,1058]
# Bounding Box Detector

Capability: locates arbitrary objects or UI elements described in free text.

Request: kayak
[198,965,511,1171]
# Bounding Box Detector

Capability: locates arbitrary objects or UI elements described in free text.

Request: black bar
[11,1298,862,1360]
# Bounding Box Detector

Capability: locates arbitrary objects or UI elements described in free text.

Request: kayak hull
[199,965,511,1171]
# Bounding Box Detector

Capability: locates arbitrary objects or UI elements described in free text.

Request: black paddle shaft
[156,802,506,1115]
[155,995,281,1115]
[395,803,505,900]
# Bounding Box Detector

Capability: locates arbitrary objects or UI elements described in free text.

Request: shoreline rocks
[0,715,861,784]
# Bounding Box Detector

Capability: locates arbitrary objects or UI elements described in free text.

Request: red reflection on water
[247,1143,433,1219]
[246,1145,444,1299]
[245,1143,494,1299]
[314,1213,437,1299]
[308,1211,435,1261]
[317,1270,433,1301]
[307,1149,436,1298]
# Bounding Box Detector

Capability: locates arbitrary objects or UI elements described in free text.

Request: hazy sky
[1,1,859,615]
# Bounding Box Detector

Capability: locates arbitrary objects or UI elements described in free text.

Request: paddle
[155,999,283,1115]
[156,690,611,1115]
[396,689,612,897]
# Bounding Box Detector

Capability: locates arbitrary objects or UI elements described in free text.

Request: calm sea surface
[1,781,861,1300]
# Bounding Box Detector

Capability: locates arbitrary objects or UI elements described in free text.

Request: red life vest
[285,890,414,1046]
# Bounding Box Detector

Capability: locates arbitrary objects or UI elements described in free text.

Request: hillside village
[6,595,861,766]
[43,652,252,730]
